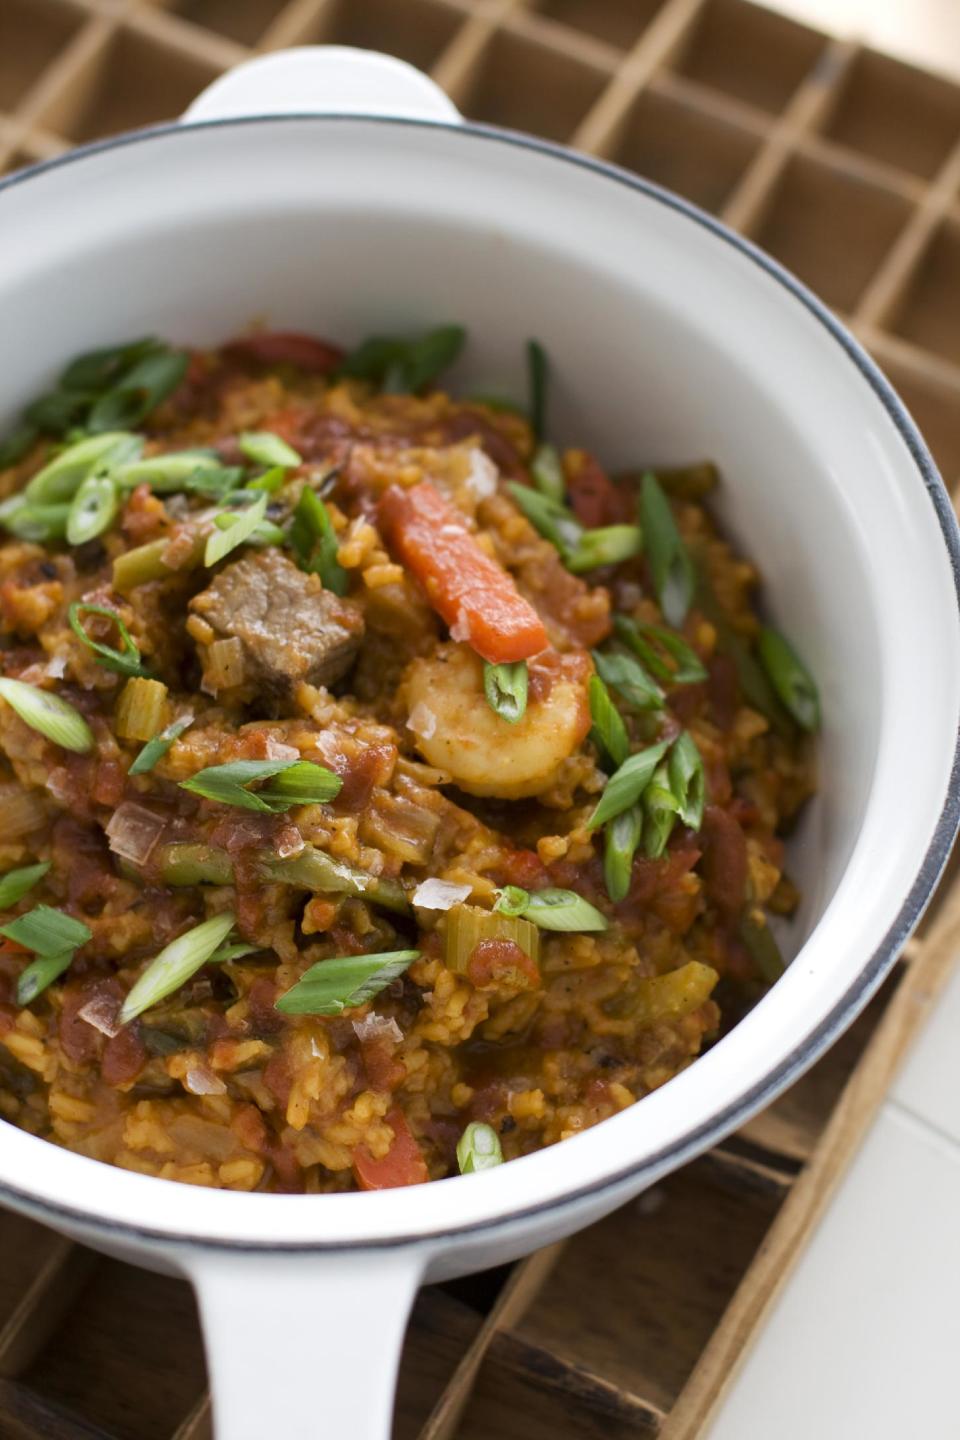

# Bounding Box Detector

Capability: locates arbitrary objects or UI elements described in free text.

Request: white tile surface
[704,1102,960,1440]
[891,956,960,1146]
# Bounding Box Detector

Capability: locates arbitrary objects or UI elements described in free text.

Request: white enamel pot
[1,45,959,1440]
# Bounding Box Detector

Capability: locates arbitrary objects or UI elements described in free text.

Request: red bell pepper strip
[222,331,344,375]
[353,1108,429,1190]
[379,482,549,664]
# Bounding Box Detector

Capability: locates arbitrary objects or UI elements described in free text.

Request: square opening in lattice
[823,49,960,180]
[39,27,223,142]
[613,83,762,213]
[308,0,465,73]
[0,0,85,111]
[753,154,910,312]
[531,0,665,51]
[889,218,960,367]
[672,0,825,114]
[461,28,610,140]
[162,0,293,48]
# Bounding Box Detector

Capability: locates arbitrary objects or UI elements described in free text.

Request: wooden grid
[2,0,960,1435]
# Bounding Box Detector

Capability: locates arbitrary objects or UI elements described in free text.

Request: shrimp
[401,643,591,799]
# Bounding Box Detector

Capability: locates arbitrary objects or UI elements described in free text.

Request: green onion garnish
[0,497,70,542]
[613,615,707,686]
[527,339,548,444]
[17,951,74,1006]
[566,524,643,574]
[290,485,348,595]
[87,349,188,432]
[68,602,151,679]
[129,715,193,776]
[642,762,679,859]
[739,910,786,983]
[587,740,670,830]
[0,677,94,753]
[591,649,664,712]
[238,431,302,469]
[66,471,119,545]
[757,627,820,732]
[0,904,92,955]
[275,949,420,1016]
[119,911,236,1023]
[494,885,607,932]
[639,472,695,627]
[338,326,465,394]
[112,452,224,493]
[604,805,642,903]
[530,443,565,502]
[24,431,141,506]
[60,337,161,393]
[457,1121,504,1174]
[483,660,528,724]
[588,674,629,769]
[668,730,705,829]
[505,481,582,555]
[0,862,50,911]
[179,757,342,813]
[247,466,286,495]
[204,491,268,567]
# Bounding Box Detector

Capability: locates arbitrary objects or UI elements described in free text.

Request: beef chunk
[190,549,364,691]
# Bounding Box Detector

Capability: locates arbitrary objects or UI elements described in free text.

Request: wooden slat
[0,1241,96,1380]
[487,1329,665,1434]
[0,1377,115,1440]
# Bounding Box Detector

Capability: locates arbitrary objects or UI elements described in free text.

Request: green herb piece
[339,326,465,394]
[505,481,582,554]
[530,443,564,502]
[0,497,70,542]
[613,615,707,686]
[587,740,670,830]
[179,757,342,813]
[275,949,419,1016]
[604,805,642,903]
[588,674,629,769]
[483,661,528,724]
[494,886,607,932]
[24,390,94,434]
[209,941,262,964]
[290,485,348,595]
[527,339,548,443]
[129,715,193,776]
[0,423,39,468]
[112,452,224,493]
[0,904,91,955]
[457,1121,504,1174]
[17,951,74,1006]
[668,731,705,829]
[566,524,643,574]
[642,762,679,859]
[591,649,664,712]
[639,472,695,627]
[0,862,51,910]
[247,466,286,495]
[204,490,268,566]
[87,349,188,432]
[238,431,302,469]
[757,627,820,732]
[68,602,151,679]
[24,431,141,506]
[0,678,93,753]
[740,910,785,983]
[60,337,161,393]
[119,912,236,1023]
[66,471,119,545]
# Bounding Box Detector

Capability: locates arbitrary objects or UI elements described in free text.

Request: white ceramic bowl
[1,47,958,1440]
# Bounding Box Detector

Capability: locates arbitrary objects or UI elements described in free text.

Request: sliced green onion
[0,862,50,911]
[591,649,664,712]
[289,484,348,595]
[587,739,670,830]
[506,481,582,554]
[668,731,705,830]
[17,951,74,1006]
[238,431,302,469]
[60,337,161,393]
[639,472,694,627]
[24,389,94,434]
[604,805,642,903]
[24,431,141,505]
[642,762,679,859]
[457,1121,504,1174]
[588,674,629,769]
[740,910,785,983]
[483,661,528,724]
[338,326,465,394]
[209,941,262,964]
[66,472,119,545]
[0,904,92,955]
[0,678,93,754]
[494,885,607,932]
[275,949,419,1016]
[119,911,236,1024]
[204,490,267,566]
[566,524,643,574]
[247,466,286,495]
[68,602,151,679]
[527,339,548,443]
[694,564,792,735]
[179,757,342,813]
[530,443,564,502]
[757,627,820,732]
[129,715,193,776]
[0,497,70,542]
[613,615,707,686]
[87,349,188,432]
[112,452,224,493]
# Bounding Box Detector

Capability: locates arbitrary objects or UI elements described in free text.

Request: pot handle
[183,45,462,125]
[188,1247,424,1439]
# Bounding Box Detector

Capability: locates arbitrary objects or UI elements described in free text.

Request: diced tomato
[467,939,540,992]
[379,482,549,664]
[564,450,630,528]
[360,1036,406,1092]
[353,1108,429,1190]
[221,331,344,374]
[101,1024,146,1087]
[501,848,550,891]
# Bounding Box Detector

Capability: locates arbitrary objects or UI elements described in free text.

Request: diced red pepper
[222,331,344,375]
[379,482,549,664]
[353,1108,429,1190]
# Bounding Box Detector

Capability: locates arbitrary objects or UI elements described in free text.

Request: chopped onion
[105,802,166,864]
[413,878,472,911]
[78,993,122,1038]
[265,737,299,761]
[352,1013,403,1045]
[184,1064,227,1096]
[275,824,305,859]
[44,654,68,679]
[407,702,436,739]
[465,448,498,499]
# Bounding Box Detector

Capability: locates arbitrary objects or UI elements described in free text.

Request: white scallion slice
[457,1121,504,1174]
[275,950,419,1017]
[204,491,268,567]
[119,911,237,1024]
[238,430,302,469]
[0,677,94,754]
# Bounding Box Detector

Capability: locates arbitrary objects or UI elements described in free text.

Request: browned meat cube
[189,548,364,692]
